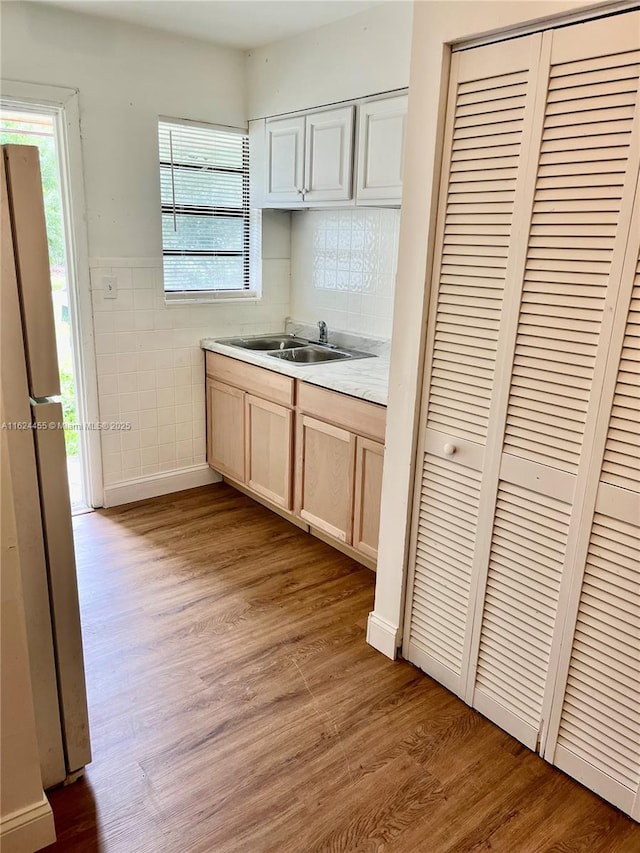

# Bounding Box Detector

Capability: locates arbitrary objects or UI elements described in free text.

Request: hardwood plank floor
[43,484,639,852]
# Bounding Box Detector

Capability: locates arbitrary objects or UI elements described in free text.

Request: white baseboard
[0,794,56,853]
[366,611,400,660]
[103,464,222,507]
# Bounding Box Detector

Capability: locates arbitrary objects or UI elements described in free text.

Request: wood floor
[43,484,639,853]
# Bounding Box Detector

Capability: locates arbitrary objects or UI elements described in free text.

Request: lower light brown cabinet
[245,394,293,509]
[205,351,386,567]
[353,437,384,559]
[295,415,356,543]
[206,379,245,482]
[206,354,295,511]
[295,382,386,563]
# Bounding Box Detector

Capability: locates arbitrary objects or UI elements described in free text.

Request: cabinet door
[206,379,245,481]
[403,34,545,698]
[264,115,305,204]
[543,184,640,820]
[245,394,293,509]
[295,414,356,542]
[356,94,408,204]
[353,437,384,560]
[304,106,354,203]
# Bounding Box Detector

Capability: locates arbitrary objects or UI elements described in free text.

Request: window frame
[158,116,258,303]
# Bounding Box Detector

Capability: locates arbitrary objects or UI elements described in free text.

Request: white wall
[1,2,291,504]
[369,0,615,659]
[247,2,413,119]
[290,208,400,339]
[1,1,247,258]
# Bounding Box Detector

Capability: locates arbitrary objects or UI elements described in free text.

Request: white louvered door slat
[404,35,544,695]
[465,14,640,757]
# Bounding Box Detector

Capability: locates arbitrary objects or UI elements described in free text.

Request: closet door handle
[443,443,456,456]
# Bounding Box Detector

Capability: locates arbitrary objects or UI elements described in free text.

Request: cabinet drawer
[206,352,294,407]
[297,382,386,442]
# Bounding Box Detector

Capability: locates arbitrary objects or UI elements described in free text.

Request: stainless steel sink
[218,334,307,351]
[266,345,373,364]
[215,333,374,365]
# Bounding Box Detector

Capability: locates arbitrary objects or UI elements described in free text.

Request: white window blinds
[158,119,251,297]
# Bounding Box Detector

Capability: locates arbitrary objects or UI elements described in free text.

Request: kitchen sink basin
[267,346,351,364]
[266,345,373,364]
[218,334,308,351]
[215,334,374,365]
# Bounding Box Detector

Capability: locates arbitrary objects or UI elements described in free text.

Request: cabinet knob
[443,443,456,456]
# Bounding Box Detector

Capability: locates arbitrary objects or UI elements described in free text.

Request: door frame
[1,80,103,507]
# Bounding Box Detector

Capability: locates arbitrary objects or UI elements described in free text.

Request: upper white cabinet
[264,106,354,206]
[264,115,305,204]
[356,94,408,205]
[304,107,354,203]
[258,94,408,209]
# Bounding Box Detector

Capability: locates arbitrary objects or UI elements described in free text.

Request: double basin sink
[217,334,373,365]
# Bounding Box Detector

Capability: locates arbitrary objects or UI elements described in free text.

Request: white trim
[366,611,399,660]
[165,291,261,304]
[2,79,103,508]
[404,644,462,696]
[0,794,56,853]
[158,115,248,135]
[103,464,221,508]
[473,691,539,751]
[553,745,638,819]
[451,0,637,51]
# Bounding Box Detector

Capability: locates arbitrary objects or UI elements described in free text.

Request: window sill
[164,293,262,305]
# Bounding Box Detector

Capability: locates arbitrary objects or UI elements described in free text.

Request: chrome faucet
[317,320,328,344]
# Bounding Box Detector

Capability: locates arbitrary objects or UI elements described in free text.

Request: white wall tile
[157,407,175,426]
[138,390,157,410]
[157,388,175,408]
[141,446,159,466]
[175,386,193,405]
[139,410,158,429]
[175,421,193,441]
[158,424,175,445]
[98,374,118,397]
[140,428,158,449]
[290,208,399,339]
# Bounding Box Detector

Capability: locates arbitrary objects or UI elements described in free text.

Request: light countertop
[201,333,390,406]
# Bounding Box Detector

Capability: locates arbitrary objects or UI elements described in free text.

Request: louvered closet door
[403,35,544,695]
[462,13,640,752]
[543,171,640,819]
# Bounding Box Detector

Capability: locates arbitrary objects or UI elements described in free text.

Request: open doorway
[1,109,88,513]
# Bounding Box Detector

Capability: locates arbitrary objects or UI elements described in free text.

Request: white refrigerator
[1,144,91,788]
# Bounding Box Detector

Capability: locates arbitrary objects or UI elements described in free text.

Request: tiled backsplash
[90,250,289,490]
[290,209,400,339]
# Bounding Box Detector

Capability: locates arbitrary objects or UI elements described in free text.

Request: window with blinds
[158,119,254,299]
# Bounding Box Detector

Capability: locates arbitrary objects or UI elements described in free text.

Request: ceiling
[38,1,385,50]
